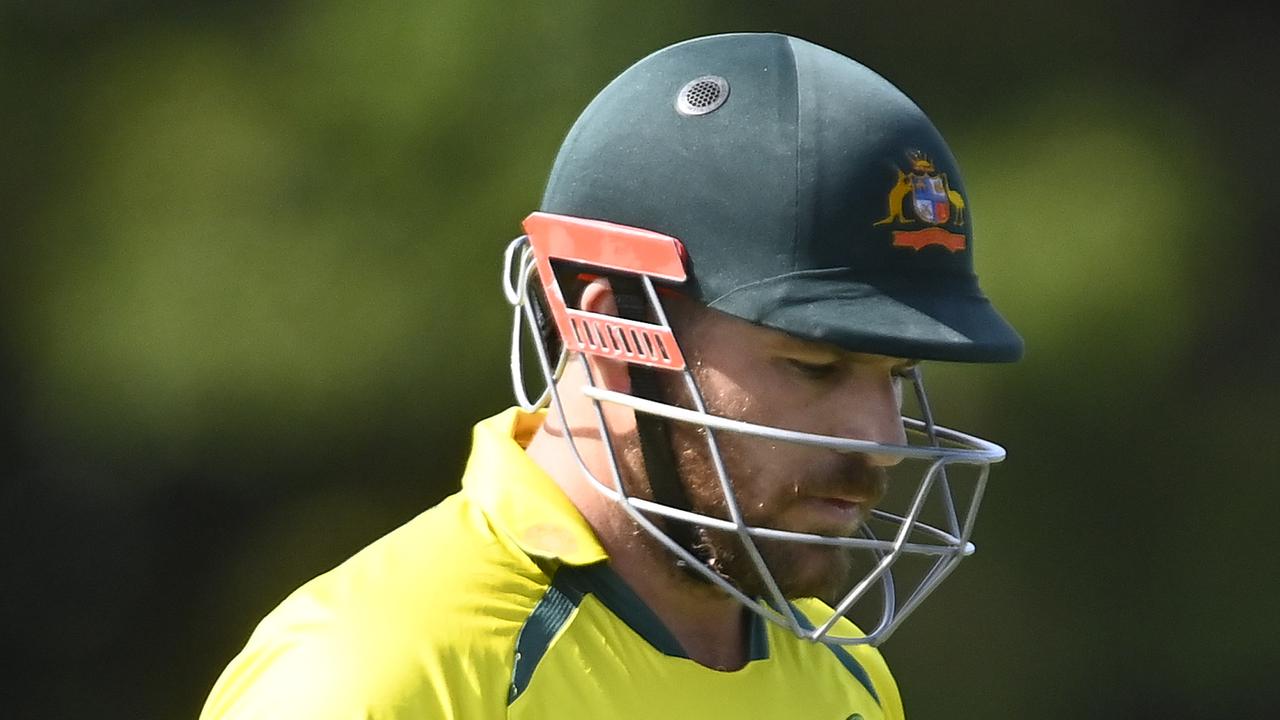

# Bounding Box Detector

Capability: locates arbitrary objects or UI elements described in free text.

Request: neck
[525,419,752,671]
[604,522,752,670]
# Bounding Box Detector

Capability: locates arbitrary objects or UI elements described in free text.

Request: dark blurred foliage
[3,1,1278,718]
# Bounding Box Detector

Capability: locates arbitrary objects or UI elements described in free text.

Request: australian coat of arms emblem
[874,150,968,252]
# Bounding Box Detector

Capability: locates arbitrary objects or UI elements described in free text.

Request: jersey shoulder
[201,491,549,720]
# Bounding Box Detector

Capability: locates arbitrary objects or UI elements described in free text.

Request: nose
[833,365,908,467]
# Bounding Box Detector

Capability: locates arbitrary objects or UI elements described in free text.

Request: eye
[787,358,839,380]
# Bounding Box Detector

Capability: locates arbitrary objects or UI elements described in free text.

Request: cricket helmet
[502,32,1022,646]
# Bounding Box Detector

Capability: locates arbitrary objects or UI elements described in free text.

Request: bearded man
[202,32,1022,720]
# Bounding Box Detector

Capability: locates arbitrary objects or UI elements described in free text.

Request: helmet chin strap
[608,276,711,571]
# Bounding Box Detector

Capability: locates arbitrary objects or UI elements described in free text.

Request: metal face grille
[675,75,729,116]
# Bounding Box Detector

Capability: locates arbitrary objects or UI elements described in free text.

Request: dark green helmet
[540,32,1022,363]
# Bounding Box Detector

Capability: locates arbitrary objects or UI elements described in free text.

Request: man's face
[625,302,912,602]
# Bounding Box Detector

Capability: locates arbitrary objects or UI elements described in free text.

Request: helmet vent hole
[676,75,729,116]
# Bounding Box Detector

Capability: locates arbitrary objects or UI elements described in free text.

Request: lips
[797,496,869,533]
[799,469,886,509]
[815,490,875,506]
[790,464,886,531]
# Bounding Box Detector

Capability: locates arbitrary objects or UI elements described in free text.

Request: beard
[618,408,888,603]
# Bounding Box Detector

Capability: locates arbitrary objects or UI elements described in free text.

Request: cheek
[692,367,754,421]
[718,437,809,507]
[684,365,832,503]
[690,344,795,417]
[701,364,826,437]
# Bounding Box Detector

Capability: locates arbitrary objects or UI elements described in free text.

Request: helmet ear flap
[521,212,689,372]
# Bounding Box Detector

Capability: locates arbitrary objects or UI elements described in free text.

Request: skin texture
[644,310,904,604]
[525,281,910,670]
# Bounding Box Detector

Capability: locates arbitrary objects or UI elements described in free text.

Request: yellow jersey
[201,408,905,719]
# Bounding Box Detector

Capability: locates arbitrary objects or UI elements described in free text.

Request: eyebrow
[768,335,844,360]
[771,334,920,370]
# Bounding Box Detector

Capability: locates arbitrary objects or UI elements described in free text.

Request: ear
[577,278,632,393]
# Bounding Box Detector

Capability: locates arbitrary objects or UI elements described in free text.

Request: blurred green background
[3,1,1277,718]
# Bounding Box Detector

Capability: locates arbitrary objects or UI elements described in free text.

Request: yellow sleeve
[200,526,523,719]
[200,621,508,720]
[200,490,546,719]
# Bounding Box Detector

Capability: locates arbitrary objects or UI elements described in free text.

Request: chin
[761,542,854,601]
